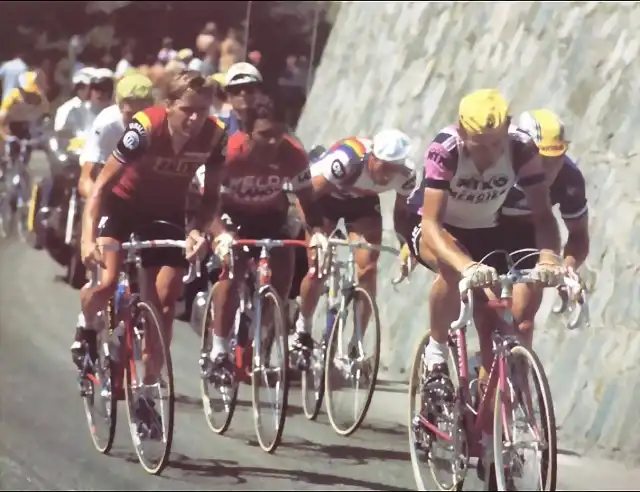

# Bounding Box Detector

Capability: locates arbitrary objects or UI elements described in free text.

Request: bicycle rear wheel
[200,283,239,435]
[81,327,117,454]
[493,344,557,491]
[251,285,290,453]
[324,286,380,437]
[124,301,175,475]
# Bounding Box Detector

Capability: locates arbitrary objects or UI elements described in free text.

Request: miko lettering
[451,174,511,204]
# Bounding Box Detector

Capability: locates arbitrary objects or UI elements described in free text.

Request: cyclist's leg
[137,219,187,382]
[209,209,248,369]
[296,194,336,334]
[500,217,543,349]
[344,196,383,335]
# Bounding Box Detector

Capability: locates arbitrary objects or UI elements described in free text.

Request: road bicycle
[300,227,400,437]
[76,227,200,475]
[199,237,307,453]
[408,249,560,491]
[0,136,40,240]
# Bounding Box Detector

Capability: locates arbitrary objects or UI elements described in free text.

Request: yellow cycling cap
[459,88,509,134]
[210,72,227,87]
[18,71,41,93]
[116,73,154,103]
[517,109,569,157]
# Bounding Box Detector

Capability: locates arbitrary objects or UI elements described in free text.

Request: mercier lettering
[451,174,511,204]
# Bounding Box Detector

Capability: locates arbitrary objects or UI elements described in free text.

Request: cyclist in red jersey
[74,71,228,389]
[204,94,325,374]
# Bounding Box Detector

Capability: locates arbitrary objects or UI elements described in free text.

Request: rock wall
[297,1,640,459]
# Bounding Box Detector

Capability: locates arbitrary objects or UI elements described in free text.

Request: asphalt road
[1,153,640,490]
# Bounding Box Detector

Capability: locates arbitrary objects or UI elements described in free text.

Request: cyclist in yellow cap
[401,89,562,472]
[501,108,589,342]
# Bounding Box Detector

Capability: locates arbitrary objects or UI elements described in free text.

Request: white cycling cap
[72,68,93,86]
[93,68,115,80]
[372,129,413,165]
[225,62,263,87]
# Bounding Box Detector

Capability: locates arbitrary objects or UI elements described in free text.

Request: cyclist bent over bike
[294,129,417,354]
[73,71,228,389]
[205,93,325,374]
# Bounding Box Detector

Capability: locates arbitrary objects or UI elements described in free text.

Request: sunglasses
[226,83,258,96]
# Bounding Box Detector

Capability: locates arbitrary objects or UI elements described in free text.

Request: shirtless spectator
[197,22,220,77]
[219,27,244,74]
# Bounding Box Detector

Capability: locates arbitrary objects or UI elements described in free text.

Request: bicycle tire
[251,285,290,453]
[82,324,117,455]
[493,344,557,492]
[324,285,381,437]
[200,283,239,435]
[301,305,332,421]
[124,301,175,475]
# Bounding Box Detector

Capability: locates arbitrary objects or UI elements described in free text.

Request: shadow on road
[175,392,305,417]
[284,436,408,465]
[167,452,408,490]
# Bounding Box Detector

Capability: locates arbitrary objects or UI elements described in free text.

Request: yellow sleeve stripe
[214,116,226,131]
[0,89,19,113]
[133,111,152,132]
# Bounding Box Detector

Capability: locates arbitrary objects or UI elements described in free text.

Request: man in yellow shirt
[0,70,49,159]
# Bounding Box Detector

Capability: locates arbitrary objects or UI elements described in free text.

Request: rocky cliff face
[297,1,640,459]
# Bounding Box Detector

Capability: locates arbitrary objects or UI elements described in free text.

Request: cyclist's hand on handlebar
[213,231,235,262]
[392,243,413,285]
[309,230,328,272]
[461,262,499,289]
[185,229,209,262]
[533,261,564,287]
[81,240,104,269]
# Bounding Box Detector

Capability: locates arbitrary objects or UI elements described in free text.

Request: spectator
[157,37,177,66]
[177,48,203,72]
[219,27,245,74]
[196,22,220,76]
[0,51,28,101]
[208,75,232,120]
[224,61,263,134]
[115,46,134,79]
[278,54,308,128]
[247,50,262,70]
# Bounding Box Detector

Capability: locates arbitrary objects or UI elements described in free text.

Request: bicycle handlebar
[326,237,400,256]
[232,238,308,250]
[98,239,201,284]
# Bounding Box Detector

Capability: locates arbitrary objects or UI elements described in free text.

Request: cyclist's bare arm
[291,167,324,233]
[0,113,9,141]
[393,192,412,240]
[563,212,589,270]
[421,188,471,273]
[82,156,123,243]
[311,173,339,198]
[194,162,226,237]
[519,156,561,262]
[78,161,98,200]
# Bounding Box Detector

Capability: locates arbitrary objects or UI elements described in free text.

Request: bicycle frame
[418,268,541,459]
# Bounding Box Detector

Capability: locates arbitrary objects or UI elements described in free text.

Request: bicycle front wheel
[251,285,290,453]
[124,301,175,475]
[200,283,239,435]
[324,285,380,437]
[493,344,557,491]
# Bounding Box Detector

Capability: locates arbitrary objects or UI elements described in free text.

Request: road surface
[1,153,639,490]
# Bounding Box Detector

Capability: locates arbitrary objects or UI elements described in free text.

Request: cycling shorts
[402,212,513,273]
[318,194,381,229]
[98,193,187,269]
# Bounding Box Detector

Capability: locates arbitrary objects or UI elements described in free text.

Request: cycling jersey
[0,87,48,124]
[222,132,310,211]
[79,104,124,166]
[310,137,416,199]
[109,104,227,217]
[407,125,543,229]
[54,96,84,132]
[501,155,588,220]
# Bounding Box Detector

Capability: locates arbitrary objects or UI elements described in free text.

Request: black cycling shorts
[318,194,381,229]
[402,213,515,273]
[497,216,538,270]
[98,193,187,269]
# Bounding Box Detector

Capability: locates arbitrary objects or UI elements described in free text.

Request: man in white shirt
[53,68,95,132]
[0,54,28,101]
[62,68,115,137]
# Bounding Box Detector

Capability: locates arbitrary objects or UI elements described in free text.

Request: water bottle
[324,308,337,343]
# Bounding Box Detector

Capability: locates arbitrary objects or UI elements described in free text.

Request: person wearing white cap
[292,129,417,356]
[53,67,94,132]
[63,67,115,136]
[223,61,263,135]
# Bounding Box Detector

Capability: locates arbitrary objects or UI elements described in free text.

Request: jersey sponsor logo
[426,149,445,166]
[122,130,140,150]
[129,120,146,136]
[226,174,286,201]
[452,174,511,204]
[291,168,312,190]
[331,159,346,179]
[152,156,203,176]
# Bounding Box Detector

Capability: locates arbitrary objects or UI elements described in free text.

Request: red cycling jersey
[109,104,227,217]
